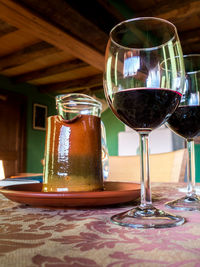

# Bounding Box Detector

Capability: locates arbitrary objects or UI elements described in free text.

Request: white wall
[118,125,184,156]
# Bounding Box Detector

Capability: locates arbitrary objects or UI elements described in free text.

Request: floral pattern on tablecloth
[0,183,200,267]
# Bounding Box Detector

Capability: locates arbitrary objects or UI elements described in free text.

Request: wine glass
[103,17,185,228]
[166,54,200,211]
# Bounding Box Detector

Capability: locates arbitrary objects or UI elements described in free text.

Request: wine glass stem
[139,133,152,208]
[186,139,196,197]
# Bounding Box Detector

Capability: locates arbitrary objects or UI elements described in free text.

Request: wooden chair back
[107,149,187,183]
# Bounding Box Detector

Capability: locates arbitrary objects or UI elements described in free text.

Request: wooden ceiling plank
[182,43,200,54]
[0,41,60,71]
[177,27,200,54]
[129,0,200,21]
[179,28,200,47]
[0,0,105,71]
[39,74,103,94]
[0,29,40,57]
[13,59,89,83]
[96,0,125,22]
[30,66,101,85]
[0,18,17,37]
[65,85,104,94]
[0,51,75,76]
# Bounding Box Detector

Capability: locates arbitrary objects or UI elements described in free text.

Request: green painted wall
[95,90,125,156]
[195,144,200,183]
[0,75,56,173]
[102,108,125,156]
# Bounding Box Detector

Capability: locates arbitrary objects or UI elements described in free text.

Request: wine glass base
[111,206,185,229]
[165,195,200,211]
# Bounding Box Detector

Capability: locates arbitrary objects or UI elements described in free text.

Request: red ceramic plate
[0,181,140,207]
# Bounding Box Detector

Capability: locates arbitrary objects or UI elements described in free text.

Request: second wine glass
[166,54,200,211]
[104,17,186,228]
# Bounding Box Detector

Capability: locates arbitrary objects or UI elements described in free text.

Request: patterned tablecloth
[0,183,200,267]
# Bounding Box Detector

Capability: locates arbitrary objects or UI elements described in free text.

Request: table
[0,183,200,267]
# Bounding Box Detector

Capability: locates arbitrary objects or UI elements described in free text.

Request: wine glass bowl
[104,17,185,228]
[166,54,200,211]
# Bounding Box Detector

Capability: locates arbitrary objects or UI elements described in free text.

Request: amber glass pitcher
[42,94,104,192]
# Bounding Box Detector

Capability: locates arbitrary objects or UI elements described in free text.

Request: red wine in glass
[167,105,200,140]
[165,105,200,210]
[112,88,181,131]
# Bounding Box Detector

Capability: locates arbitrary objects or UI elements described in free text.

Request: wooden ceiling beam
[129,0,200,22]
[39,74,103,94]
[13,59,89,83]
[0,41,60,71]
[17,0,108,54]
[0,0,105,71]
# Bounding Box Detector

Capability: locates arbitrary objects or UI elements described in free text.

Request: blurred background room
[0,0,199,182]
